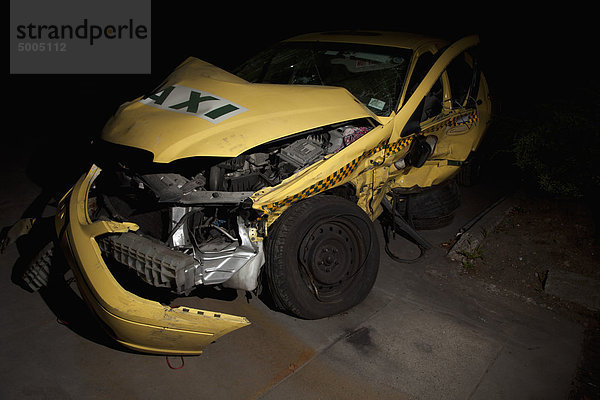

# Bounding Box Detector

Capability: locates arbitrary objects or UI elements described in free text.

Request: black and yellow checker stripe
[259,150,369,214]
[260,110,478,215]
[259,137,413,215]
[422,110,479,134]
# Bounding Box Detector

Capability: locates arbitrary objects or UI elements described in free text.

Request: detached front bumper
[55,165,250,355]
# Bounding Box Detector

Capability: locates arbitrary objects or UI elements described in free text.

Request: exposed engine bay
[90,119,373,295]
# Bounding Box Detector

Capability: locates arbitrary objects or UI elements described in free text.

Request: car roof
[284,31,448,51]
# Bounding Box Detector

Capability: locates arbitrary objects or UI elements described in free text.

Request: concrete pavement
[0,146,583,400]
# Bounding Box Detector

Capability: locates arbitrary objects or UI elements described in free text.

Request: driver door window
[446,51,480,109]
[400,51,444,136]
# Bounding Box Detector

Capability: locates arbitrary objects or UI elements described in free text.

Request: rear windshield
[234,42,413,117]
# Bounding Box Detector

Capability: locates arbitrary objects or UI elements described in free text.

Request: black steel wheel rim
[298,216,367,301]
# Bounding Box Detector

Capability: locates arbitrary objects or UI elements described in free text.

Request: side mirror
[398,135,438,169]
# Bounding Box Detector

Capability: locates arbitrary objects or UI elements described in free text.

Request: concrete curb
[447,194,519,264]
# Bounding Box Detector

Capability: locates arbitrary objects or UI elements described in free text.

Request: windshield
[234,42,413,116]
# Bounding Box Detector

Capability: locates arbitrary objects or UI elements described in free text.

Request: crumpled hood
[101,57,376,163]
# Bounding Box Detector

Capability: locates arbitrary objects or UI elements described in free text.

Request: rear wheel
[265,195,379,319]
[394,179,461,230]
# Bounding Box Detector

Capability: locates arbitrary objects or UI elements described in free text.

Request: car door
[386,35,490,189]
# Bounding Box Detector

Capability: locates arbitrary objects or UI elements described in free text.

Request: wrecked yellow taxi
[54,31,491,355]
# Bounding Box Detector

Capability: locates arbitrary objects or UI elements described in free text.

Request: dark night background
[7,3,598,201]
[5,7,599,398]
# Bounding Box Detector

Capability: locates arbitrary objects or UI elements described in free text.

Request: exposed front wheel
[265,195,379,319]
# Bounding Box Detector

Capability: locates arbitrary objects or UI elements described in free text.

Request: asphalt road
[0,144,583,400]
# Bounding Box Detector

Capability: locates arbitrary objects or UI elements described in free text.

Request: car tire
[395,179,461,230]
[265,195,379,319]
[456,154,481,187]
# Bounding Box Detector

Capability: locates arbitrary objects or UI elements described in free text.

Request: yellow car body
[56,31,491,355]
